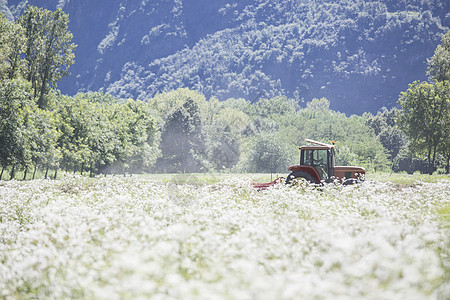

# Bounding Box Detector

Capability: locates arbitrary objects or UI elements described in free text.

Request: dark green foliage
[0,79,34,175]
[234,96,390,173]
[17,6,76,109]
[0,83,395,178]
[56,93,160,176]
[1,8,162,179]
[365,107,407,162]
[396,31,450,174]
[397,30,449,174]
[0,13,25,80]
[397,81,449,174]
[393,148,428,174]
[427,31,450,83]
[28,100,61,177]
[204,106,245,171]
[157,98,205,173]
[206,125,240,171]
[244,133,292,173]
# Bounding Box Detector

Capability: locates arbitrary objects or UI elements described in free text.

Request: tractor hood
[335,166,365,172]
[334,166,365,180]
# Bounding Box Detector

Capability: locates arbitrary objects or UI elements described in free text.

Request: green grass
[437,204,450,224]
[137,172,449,186]
[2,168,448,187]
[136,172,289,185]
[365,172,449,185]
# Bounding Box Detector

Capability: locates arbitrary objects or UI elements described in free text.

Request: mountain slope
[5,0,449,114]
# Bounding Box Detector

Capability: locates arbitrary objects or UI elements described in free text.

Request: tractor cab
[300,145,335,181]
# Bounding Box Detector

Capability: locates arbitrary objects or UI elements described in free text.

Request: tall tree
[398,30,450,174]
[157,98,205,173]
[205,107,247,170]
[397,81,448,174]
[18,6,76,109]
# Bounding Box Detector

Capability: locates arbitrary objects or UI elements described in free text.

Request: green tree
[56,94,93,175]
[398,31,450,174]
[365,108,406,162]
[243,133,292,173]
[306,97,330,112]
[204,107,247,170]
[157,98,205,173]
[0,13,25,80]
[116,99,160,173]
[428,30,450,173]
[148,88,208,121]
[56,93,160,176]
[72,93,118,176]
[440,116,450,173]
[29,107,61,179]
[18,6,76,109]
[398,80,449,174]
[393,148,428,174]
[257,96,299,117]
[0,78,34,179]
[427,31,450,82]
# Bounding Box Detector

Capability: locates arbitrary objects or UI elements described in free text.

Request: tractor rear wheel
[285,171,318,185]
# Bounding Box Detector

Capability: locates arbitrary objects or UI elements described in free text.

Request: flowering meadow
[0,175,449,299]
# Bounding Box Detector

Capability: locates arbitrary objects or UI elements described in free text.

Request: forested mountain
[3,0,449,114]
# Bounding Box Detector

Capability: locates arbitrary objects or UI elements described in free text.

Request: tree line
[0,7,158,179]
[0,7,448,179]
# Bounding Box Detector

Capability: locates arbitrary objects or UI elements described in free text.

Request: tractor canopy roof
[300,145,333,151]
[300,139,335,150]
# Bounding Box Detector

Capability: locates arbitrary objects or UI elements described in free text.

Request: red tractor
[252,139,365,189]
[285,139,365,185]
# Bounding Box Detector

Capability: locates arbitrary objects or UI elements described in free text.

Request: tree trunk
[81,163,84,176]
[10,165,15,180]
[23,168,28,181]
[37,16,58,109]
[446,154,450,174]
[427,144,433,175]
[33,165,37,179]
[37,63,49,108]
[0,166,4,180]
[45,166,49,179]
[430,144,437,175]
[53,168,58,180]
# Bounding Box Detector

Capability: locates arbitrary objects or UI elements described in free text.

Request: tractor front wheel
[285,171,318,185]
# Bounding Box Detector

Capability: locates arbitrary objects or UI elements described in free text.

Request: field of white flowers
[1,175,449,299]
